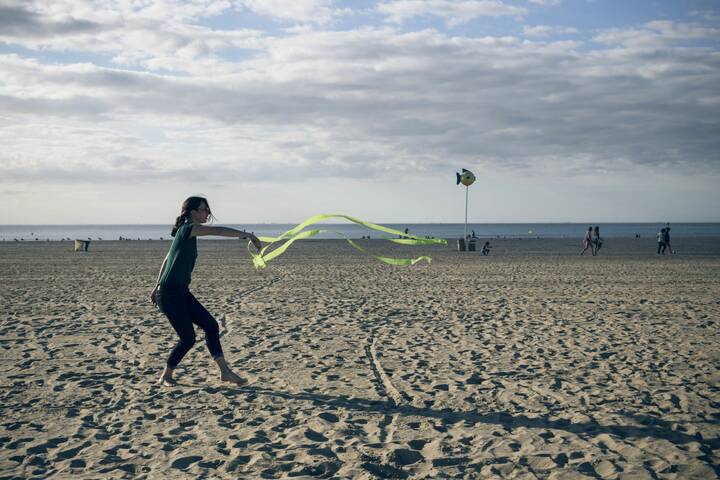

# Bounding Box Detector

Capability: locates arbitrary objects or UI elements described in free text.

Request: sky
[1,0,719,224]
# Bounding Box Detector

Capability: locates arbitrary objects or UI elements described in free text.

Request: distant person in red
[150,196,262,387]
[580,226,593,255]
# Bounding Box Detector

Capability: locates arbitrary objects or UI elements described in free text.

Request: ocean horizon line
[2,221,720,227]
[3,222,720,241]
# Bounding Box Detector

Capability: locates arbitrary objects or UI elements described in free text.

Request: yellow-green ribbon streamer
[247,214,447,270]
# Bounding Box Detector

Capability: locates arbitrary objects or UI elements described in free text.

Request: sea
[1,223,719,242]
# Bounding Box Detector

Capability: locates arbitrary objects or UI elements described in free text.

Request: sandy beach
[1,238,719,479]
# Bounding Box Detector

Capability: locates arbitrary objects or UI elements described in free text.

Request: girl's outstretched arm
[190,225,262,250]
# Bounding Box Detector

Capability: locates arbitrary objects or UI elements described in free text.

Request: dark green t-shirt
[158,223,197,286]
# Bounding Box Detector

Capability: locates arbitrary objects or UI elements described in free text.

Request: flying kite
[247,214,447,269]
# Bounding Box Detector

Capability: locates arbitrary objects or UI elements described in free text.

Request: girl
[151,196,262,386]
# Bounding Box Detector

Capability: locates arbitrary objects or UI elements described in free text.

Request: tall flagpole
[464,185,468,241]
[457,168,475,249]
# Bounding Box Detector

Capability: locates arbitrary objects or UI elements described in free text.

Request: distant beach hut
[74,239,91,252]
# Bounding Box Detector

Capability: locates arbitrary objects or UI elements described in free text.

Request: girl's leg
[186,292,223,358]
[187,293,246,385]
[158,288,197,384]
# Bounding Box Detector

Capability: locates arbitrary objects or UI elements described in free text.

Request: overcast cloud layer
[1,0,719,223]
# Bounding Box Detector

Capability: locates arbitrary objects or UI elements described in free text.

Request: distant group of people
[461,230,491,255]
[580,226,603,256]
[657,225,675,255]
[578,224,680,256]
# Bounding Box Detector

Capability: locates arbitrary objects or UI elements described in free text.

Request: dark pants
[157,284,223,368]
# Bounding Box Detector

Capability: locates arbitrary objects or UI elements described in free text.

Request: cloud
[378,0,526,27]
[2,18,719,187]
[528,0,562,6]
[523,25,578,36]
[0,1,718,190]
[689,9,720,22]
[0,0,265,74]
[592,20,720,49]
[0,2,718,222]
[235,0,336,24]
[0,2,102,37]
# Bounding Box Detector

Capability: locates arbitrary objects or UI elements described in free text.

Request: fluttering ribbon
[247,214,447,270]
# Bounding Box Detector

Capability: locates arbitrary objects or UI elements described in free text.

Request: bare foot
[220,370,247,386]
[158,375,177,387]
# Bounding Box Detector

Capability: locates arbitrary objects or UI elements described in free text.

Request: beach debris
[74,239,91,252]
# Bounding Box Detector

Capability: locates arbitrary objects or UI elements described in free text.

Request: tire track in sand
[365,335,415,444]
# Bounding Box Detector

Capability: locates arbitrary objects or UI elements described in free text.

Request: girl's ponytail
[170,196,211,237]
[170,212,189,237]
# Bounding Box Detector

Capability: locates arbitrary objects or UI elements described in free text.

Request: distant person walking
[657,227,666,255]
[663,225,676,254]
[592,226,603,256]
[580,226,593,255]
[151,196,262,387]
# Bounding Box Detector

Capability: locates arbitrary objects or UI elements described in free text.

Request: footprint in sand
[318,412,339,423]
[432,457,469,468]
[171,455,203,469]
[361,462,409,479]
[6,437,33,450]
[390,448,424,466]
[54,441,91,461]
[25,436,67,455]
[304,429,328,442]
[408,439,427,450]
[224,454,254,472]
[290,461,341,477]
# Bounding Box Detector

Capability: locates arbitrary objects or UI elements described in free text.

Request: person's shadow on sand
[196,384,719,469]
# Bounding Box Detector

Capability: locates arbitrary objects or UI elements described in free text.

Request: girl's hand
[249,234,263,252]
[150,286,158,305]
